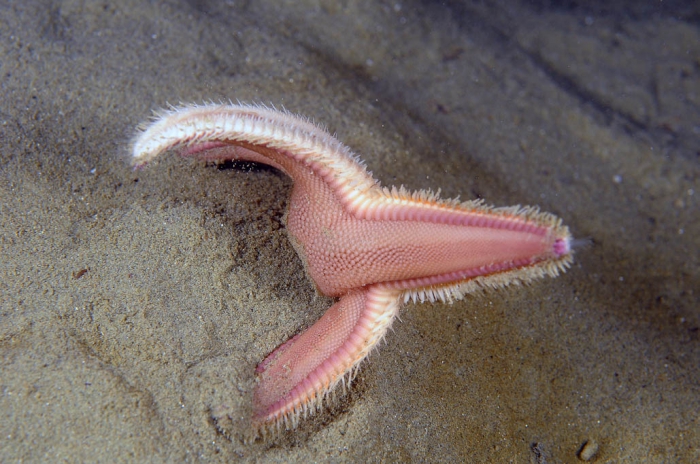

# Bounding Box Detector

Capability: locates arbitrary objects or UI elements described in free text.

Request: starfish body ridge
[132,103,573,434]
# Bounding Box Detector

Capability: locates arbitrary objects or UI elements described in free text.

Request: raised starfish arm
[132,103,573,436]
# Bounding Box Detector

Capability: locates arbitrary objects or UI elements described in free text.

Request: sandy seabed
[1,1,698,462]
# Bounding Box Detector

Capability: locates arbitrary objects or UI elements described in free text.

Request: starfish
[132,103,573,435]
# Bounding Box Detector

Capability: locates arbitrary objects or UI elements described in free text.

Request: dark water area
[1,1,697,462]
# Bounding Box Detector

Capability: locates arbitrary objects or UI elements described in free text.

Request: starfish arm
[252,285,401,433]
[132,103,380,206]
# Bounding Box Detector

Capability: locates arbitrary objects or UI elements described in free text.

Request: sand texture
[1,1,698,462]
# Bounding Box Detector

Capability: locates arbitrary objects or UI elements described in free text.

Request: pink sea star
[132,103,573,436]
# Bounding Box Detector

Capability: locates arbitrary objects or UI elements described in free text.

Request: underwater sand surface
[1,1,698,462]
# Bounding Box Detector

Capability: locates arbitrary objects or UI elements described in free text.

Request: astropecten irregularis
[132,103,574,436]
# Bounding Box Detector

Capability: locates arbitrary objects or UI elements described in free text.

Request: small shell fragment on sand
[577,439,599,461]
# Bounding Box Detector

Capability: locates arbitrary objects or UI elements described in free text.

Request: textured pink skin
[252,289,368,422]
[180,141,565,426]
[181,144,561,296]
